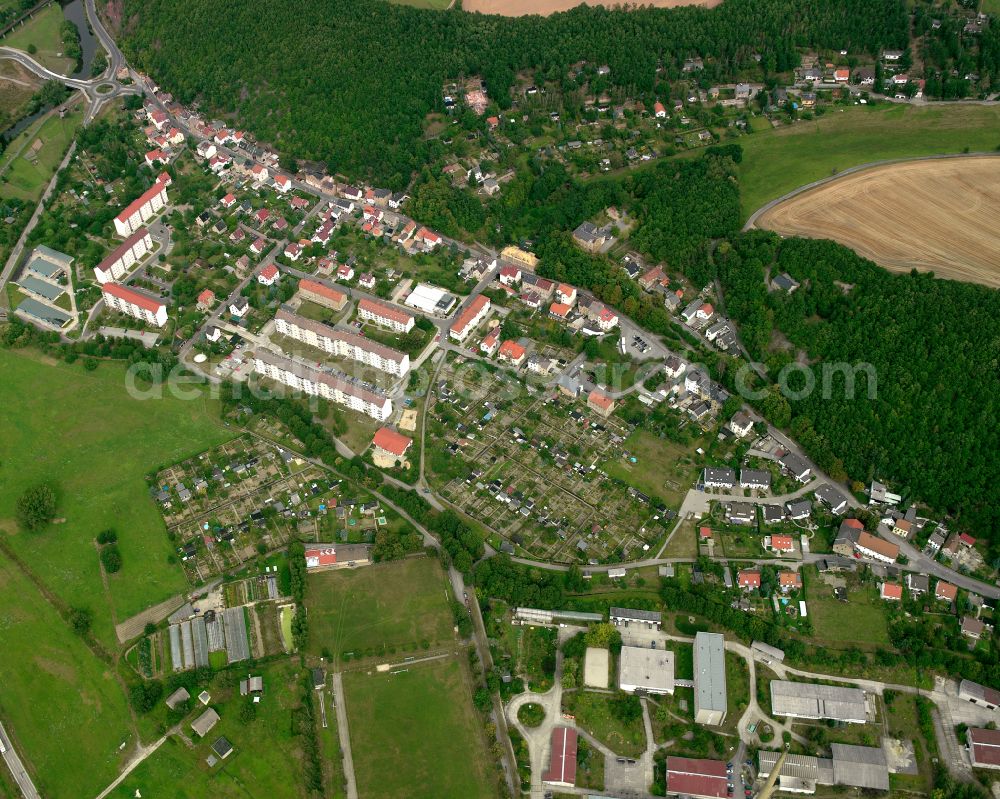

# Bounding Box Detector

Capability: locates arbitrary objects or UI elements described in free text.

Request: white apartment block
[357,297,415,334]
[94,227,153,284]
[449,294,490,342]
[101,282,168,327]
[252,349,392,421]
[274,308,409,377]
[114,176,169,237]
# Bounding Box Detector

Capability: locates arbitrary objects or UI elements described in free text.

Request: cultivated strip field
[462,0,719,15]
[753,156,1000,288]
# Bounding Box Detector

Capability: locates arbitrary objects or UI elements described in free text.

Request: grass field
[343,657,497,799]
[603,428,700,508]
[306,557,454,662]
[562,691,646,758]
[0,60,41,129]
[754,156,1000,288]
[740,104,1000,220]
[109,660,315,799]
[804,567,890,646]
[387,0,452,9]
[0,349,233,646]
[0,106,83,202]
[0,4,74,74]
[0,551,132,799]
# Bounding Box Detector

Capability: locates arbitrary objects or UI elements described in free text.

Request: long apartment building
[114,174,170,237]
[94,227,153,284]
[251,349,392,421]
[298,278,347,312]
[274,307,409,377]
[101,282,168,327]
[357,297,414,334]
[449,294,490,343]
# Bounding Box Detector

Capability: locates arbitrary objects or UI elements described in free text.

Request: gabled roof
[372,427,412,457]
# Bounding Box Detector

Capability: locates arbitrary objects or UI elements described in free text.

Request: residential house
[832,518,865,557]
[702,467,736,490]
[729,411,754,438]
[855,532,899,564]
[935,581,958,603]
[587,389,615,418]
[765,535,794,554]
[880,582,903,601]
[738,570,761,591]
[498,340,527,367]
[258,264,279,286]
[779,571,802,593]
[905,573,929,595]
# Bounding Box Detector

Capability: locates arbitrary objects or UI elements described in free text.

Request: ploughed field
[753,156,1000,288]
[461,0,720,15]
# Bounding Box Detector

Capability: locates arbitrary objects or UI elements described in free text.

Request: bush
[69,607,92,635]
[100,544,122,573]
[96,529,118,544]
[15,484,56,531]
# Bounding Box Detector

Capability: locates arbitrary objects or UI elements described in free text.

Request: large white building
[114,175,170,237]
[449,294,491,342]
[251,349,392,421]
[274,308,409,376]
[94,227,153,284]
[101,282,168,327]
[357,297,415,334]
[770,680,868,723]
[404,283,456,316]
[619,646,675,695]
[694,632,728,726]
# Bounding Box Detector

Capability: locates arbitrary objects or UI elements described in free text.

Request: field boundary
[743,151,1000,231]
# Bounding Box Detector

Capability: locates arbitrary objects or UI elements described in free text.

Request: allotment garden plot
[433,364,673,562]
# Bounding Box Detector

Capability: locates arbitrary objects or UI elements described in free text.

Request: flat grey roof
[771,680,867,722]
[751,640,785,662]
[16,296,70,326]
[758,750,834,784]
[610,607,662,623]
[619,646,674,693]
[19,275,65,301]
[32,244,74,266]
[26,256,62,278]
[694,632,727,714]
[831,744,889,791]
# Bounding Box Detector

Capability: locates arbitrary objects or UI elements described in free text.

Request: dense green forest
[118,0,907,186]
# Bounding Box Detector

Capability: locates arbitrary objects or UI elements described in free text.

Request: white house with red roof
[336,263,354,282]
[880,582,903,601]
[258,264,279,286]
[250,238,267,256]
[498,339,527,367]
[362,205,383,223]
[498,264,521,285]
[738,570,761,590]
[357,297,414,333]
[102,282,168,327]
[274,174,292,193]
[148,109,169,130]
[220,193,237,209]
[94,227,153,284]
[480,326,500,356]
[358,272,376,290]
[312,222,334,245]
[449,295,491,342]
[415,227,442,250]
[555,283,577,306]
[197,289,215,311]
[144,148,169,168]
[114,175,170,237]
[208,154,230,173]
[251,163,269,182]
[653,101,667,118]
[596,307,619,331]
[587,389,615,418]
[284,242,302,262]
[371,427,413,465]
[834,68,850,82]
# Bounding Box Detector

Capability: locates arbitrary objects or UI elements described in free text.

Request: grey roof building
[759,744,888,792]
[191,708,220,737]
[610,607,662,626]
[831,744,890,790]
[770,680,867,723]
[751,640,785,664]
[619,646,674,695]
[814,483,849,514]
[740,469,771,489]
[960,679,1000,711]
[694,632,728,726]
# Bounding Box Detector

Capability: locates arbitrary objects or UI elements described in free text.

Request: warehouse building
[694,632,727,726]
[968,727,1000,770]
[610,607,662,629]
[665,756,729,798]
[618,645,674,695]
[959,679,1000,711]
[758,744,890,792]
[770,680,868,723]
[751,640,785,665]
[542,727,577,788]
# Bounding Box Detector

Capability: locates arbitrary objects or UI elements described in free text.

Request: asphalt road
[0,721,40,799]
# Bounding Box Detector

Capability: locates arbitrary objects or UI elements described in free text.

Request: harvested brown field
[754,156,1000,288]
[462,0,719,16]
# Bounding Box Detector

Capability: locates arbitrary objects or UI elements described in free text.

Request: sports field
[109,660,317,799]
[753,156,1000,288]
[0,551,132,799]
[307,557,454,661]
[739,104,1000,220]
[0,350,233,646]
[343,657,497,799]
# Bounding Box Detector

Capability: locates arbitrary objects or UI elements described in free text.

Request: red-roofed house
[699,526,713,540]
[486,115,499,129]
[935,581,958,603]
[499,264,521,286]
[415,227,442,250]
[197,289,215,311]
[145,149,168,167]
[766,534,794,553]
[654,101,667,118]
[960,533,977,548]
[697,302,714,320]
[666,757,729,799]
[250,238,267,256]
[372,427,413,464]
[357,298,414,333]
[299,278,347,312]
[542,728,578,788]
[449,295,491,342]
[274,174,292,193]
[336,263,354,281]
[597,307,619,331]
[834,68,850,82]
[855,532,899,564]
[284,242,302,261]
[305,547,338,569]
[251,163,269,182]
[587,389,615,418]
[549,302,571,320]
[779,571,802,592]
[480,326,501,356]
[498,340,527,367]
[114,177,170,237]
[738,570,761,590]
[880,582,903,601]
[555,283,577,306]
[149,109,169,130]
[102,282,168,327]
[221,193,237,209]
[968,727,1000,769]
[258,264,279,286]
[291,196,310,210]
[254,208,271,225]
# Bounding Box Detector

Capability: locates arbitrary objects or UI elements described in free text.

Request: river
[62,0,99,79]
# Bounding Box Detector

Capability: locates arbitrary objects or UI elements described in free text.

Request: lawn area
[0,60,40,130]
[0,551,132,799]
[0,349,233,646]
[803,567,890,647]
[0,4,74,74]
[109,660,316,799]
[740,103,1000,219]
[306,556,454,663]
[344,657,498,799]
[0,106,84,202]
[562,691,646,758]
[603,428,701,508]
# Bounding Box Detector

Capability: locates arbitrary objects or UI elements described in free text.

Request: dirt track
[462,0,719,15]
[753,156,1000,288]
